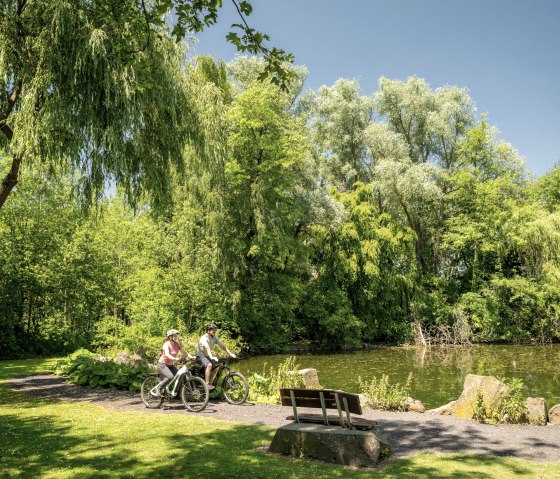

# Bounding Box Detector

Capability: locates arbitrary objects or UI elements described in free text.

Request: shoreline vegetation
[51,350,559,426]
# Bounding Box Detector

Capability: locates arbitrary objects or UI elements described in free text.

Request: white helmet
[166,329,179,337]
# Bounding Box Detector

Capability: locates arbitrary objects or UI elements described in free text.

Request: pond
[237,344,560,409]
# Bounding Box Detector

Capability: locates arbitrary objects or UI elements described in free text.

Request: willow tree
[371,76,477,274]
[0,0,191,209]
[0,0,293,209]
[312,79,374,190]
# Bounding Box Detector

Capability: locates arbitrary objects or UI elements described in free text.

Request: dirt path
[7,374,560,462]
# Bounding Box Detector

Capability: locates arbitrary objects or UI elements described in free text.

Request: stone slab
[268,422,389,467]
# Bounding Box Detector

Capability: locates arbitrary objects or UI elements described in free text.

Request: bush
[247,356,306,404]
[54,349,151,392]
[359,373,413,411]
[472,378,529,424]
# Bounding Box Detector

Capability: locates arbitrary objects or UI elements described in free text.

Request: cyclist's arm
[218,340,237,359]
[179,346,195,360]
[202,339,217,361]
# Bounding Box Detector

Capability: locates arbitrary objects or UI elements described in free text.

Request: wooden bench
[279,388,375,431]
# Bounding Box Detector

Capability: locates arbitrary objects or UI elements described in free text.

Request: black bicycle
[191,357,249,405]
[141,359,209,412]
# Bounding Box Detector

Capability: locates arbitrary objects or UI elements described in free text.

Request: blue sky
[192,0,560,176]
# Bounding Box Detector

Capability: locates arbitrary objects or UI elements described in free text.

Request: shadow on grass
[0,394,543,479]
[0,372,556,479]
[0,358,60,381]
[0,411,141,478]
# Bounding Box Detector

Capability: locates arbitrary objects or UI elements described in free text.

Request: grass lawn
[0,358,558,479]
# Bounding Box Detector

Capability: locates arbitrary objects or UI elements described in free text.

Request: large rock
[427,400,457,416]
[405,397,425,413]
[297,368,321,389]
[114,351,147,367]
[526,397,547,425]
[548,404,560,425]
[429,375,511,420]
[269,422,389,467]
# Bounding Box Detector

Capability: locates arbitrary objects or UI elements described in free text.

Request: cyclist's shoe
[150,387,162,397]
[207,384,215,391]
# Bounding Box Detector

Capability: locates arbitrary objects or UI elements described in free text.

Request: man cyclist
[195,324,237,390]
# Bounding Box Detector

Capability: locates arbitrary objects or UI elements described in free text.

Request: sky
[191,0,560,176]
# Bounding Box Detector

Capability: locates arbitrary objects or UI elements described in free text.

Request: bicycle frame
[209,360,231,386]
[152,363,190,398]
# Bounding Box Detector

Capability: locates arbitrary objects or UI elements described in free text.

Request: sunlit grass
[0,359,558,479]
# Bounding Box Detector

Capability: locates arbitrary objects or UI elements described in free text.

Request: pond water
[237,344,560,409]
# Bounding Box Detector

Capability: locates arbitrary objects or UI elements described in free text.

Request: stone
[405,397,425,413]
[114,351,132,365]
[297,368,321,389]
[427,375,511,420]
[427,400,457,415]
[526,397,548,425]
[113,351,147,367]
[451,374,511,419]
[548,404,560,425]
[269,422,389,467]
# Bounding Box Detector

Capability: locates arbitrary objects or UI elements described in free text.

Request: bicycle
[191,357,249,405]
[141,359,209,412]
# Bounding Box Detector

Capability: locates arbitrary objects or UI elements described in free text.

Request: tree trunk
[0,154,21,209]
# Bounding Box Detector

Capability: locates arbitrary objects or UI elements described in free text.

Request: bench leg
[319,391,329,426]
[334,393,346,428]
[290,390,299,423]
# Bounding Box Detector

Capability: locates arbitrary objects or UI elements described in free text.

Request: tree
[0,0,293,209]
[312,79,374,190]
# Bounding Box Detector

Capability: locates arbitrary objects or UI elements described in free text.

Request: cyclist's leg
[196,356,216,388]
[154,363,175,395]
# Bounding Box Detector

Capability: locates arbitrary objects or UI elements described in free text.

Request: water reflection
[238,344,560,409]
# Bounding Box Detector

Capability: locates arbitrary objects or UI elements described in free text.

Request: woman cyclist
[153,329,195,396]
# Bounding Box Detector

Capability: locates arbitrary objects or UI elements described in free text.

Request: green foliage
[2,53,560,357]
[472,379,528,424]
[54,349,151,392]
[247,356,306,404]
[359,373,413,411]
[497,378,529,424]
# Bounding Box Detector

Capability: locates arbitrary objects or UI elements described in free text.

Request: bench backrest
[279,388,362,415]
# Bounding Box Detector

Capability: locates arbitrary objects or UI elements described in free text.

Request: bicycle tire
[222,372,249,405]
[181,376,209,412]
[141,374,164,409]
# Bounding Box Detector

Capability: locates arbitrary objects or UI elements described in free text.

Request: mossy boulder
[526,397,548,425]
[454,375,511,419]
[548,404,560,425]
[428,375,511,420]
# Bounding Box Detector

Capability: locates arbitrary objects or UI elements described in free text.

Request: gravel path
[7,374,560,462]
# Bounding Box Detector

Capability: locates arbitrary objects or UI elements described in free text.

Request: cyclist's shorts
[196,355,217,369]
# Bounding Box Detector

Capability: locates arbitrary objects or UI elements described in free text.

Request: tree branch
[0,153,22,208]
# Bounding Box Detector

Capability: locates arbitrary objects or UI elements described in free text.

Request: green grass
[1,359,559,479]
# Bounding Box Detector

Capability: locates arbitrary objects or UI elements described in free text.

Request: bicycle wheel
[141,374,164,409]
[181,376,209,412]
[222,372,249,405]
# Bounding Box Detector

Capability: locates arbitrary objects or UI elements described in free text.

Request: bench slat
[279,388,362,415]
[286,414,376,431]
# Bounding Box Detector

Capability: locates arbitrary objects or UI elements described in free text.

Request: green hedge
[54,349,151,392]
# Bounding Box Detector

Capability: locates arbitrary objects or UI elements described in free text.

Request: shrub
[359,373,413,411]
[472,378,529,424]
[54,349,151,392]
[247,356,306,404]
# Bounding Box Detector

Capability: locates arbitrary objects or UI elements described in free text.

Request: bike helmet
[166,329,180,337]
[206,324,218,331]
